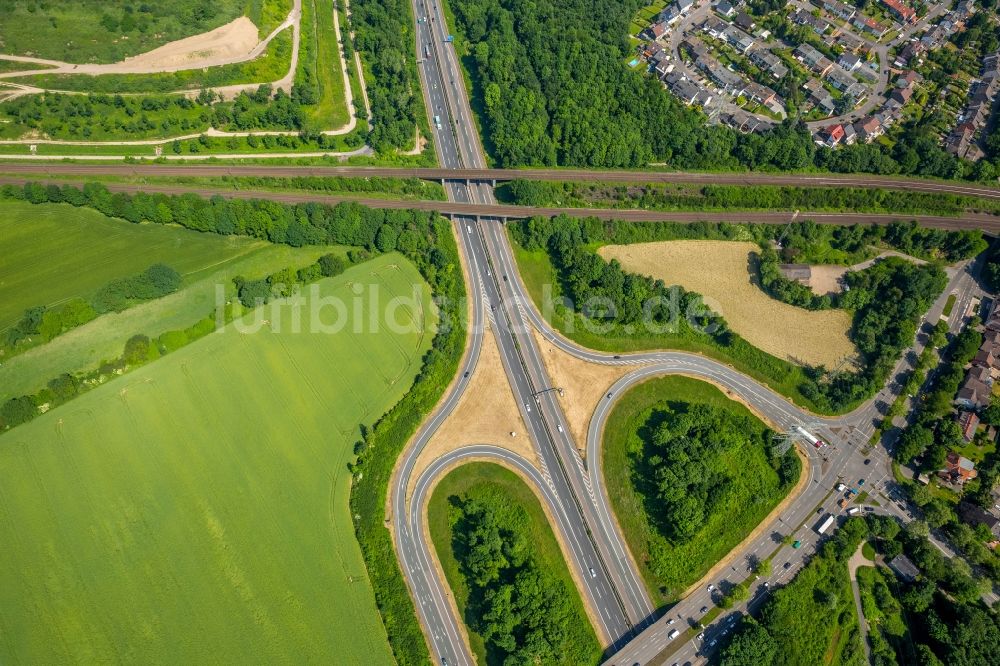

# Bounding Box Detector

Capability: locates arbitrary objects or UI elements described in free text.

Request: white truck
[816,514,835,534]
[796,426,825,449]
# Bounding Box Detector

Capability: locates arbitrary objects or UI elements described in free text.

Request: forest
[449,0,978,179]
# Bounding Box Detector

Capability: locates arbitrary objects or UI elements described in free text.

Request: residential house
[854,116,884,142]
[734,11,756,32]
[921,24,949,50]
[645,20,669,39]
[675,0,695,12]
[661,6,682,26]
[888,85,913,107]
[826,65,860,92]
[958,502,1000,537]
[696,55,747,96]
[835,31,864,52]
[958,410,980,441]
[665,71,713,106]
[723,25,755,54]
[701,16,729,38]
[818,123,845,146]
[744,81,779,106]
[881,0,916,24]
[714,0,736,18]
[945,49,1000,161]
[956,365,992,410]
[842,122,857,144]
[793,9,832,35]
[821,0,857,21]
[896,70,922,89]
[888,554,920,582]
[984,298,1000,333]
[943,451,978,484]
[749,48,789,80]
[720,108,774,133]
[839,53,862,71]
[895,41,925,67]
[795,44,834,77]
[854,15,889,39]
[681,38,711,62]
[643,41,665,58]
[804,78,836,114]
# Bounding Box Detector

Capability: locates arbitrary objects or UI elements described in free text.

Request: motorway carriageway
[1,176,999,233]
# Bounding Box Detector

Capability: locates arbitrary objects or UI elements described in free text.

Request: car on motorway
[557,424,564,433]
[864,458,871,465]
[700,606,709,613]
[434,115,442,129]
[859,478,866,485]
[784,561,792,569]
[589,567,596,578]
[708,584,715,591]
[697,633,705,641]
[666,618,675,625]
[668,628,679,639]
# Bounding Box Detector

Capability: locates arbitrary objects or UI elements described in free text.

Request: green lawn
[509,235,822,412]
[943,293,957,317]
[428,462,603,666]
[602,375,800,604]
[0,243,341,401]
[0,252,434,663]
[299,0,350,128]
[0,200,265,330]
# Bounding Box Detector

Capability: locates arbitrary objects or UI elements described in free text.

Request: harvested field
[599,240,856,367]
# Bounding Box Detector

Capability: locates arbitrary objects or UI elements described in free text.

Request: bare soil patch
[599,240,857,368]
[530,326,631,454]
[407,324,536,501]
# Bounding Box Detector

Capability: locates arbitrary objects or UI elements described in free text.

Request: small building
[821,0,857,21]
[854,15,889,39]
[749,49,789,80]
[646,20,669,39]
[888,85,914,106]
[958,410,980,441]
[956,365,992,410]
[854,116,884,142]
[795,44,834,77]
[889,554,920,582]
[896,70,922,89]
[793,8,832,35]
[779,264,812,281]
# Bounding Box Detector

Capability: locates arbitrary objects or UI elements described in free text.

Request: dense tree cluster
[638,403,794,542]
[450,496,595,665]
[351,0,421,151]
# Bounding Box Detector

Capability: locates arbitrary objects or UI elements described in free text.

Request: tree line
[500,180,1000,218]
[4,263,181,359]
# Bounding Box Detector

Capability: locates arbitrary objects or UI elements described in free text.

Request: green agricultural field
[0,243,340,401]
[0,200,264,330]
[428,462,603,666]
[0,1,247,63]
[0,252,434,663]
[602,376,800,603]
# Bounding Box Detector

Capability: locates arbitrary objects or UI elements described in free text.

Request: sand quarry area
[599,240,857,368]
